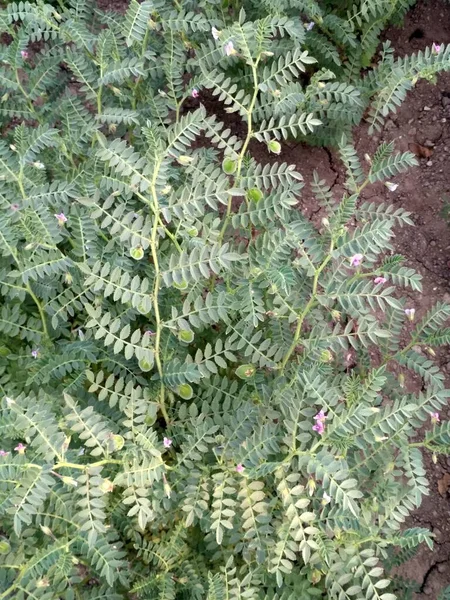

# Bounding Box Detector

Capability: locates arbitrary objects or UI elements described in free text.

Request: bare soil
[106,0,449,595]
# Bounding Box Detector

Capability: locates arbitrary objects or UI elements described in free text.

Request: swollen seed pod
[267,140,281,154]
[236,364,255,379]
[130,246,144,260]
[178,329,194,343]
[222,157,237,174]
[247,188,263,202]
[139,356,154,372]
[177,383,193,399]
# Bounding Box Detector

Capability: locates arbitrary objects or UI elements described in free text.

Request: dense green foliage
[0,1,450,599]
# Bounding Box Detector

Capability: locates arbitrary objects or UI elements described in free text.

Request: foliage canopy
[0,1,449,599]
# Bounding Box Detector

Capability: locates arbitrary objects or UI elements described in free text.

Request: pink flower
[21,50,29,59]
[405,308,415,321]
[31,349,39,359]
[14,443,26,454]
[314,410,327,422]
[374,276,387,284]
[312,421,325,435]
[55,213,67,226]
[163,437,172,448]
[191,89,199,99]
[306,22,315,31]
[349,254,363,267]
[432,43,442,54]
[0,450,9,457]
[211,26,220,40]
[236,463,244,473]
[431,412,440,424]
[10,203,20,211]
[224,41,236,56]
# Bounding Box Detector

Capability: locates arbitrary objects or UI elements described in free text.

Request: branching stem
[280,240,334,370]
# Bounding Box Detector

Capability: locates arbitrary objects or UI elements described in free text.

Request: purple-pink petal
[312,421,325,435]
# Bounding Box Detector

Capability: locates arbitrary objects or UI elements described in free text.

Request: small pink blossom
[14,443,26,454]
[224,41,236,56]
[10,203,20,211]
[163,437,172,448]
[21,50,29,59]
[431,412,440,424]
[349,254,363,267]
[55,213,67,225]
[306,22,315,31]
[374,276,387,284]
[314,410,327,422]
[405,308,415,321]
[31,349,39,359]
[312,421,325,435]
[236,463,245,473]
[0,450,9,457]
[432,43,442,54]
[145,330,156,336]
[191,88,199,99]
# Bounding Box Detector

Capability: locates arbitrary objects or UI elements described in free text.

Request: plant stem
[219,57,260,243]
[149,159,169,425]
[280,241,334,370]
[26,283,49,338]
[53,459,122,471]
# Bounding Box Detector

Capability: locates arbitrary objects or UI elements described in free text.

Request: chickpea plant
[0,1,450,600]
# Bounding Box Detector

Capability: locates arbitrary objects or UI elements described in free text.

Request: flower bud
[306,478,316,496]
[61,476,78,487]
[177,155,194,166]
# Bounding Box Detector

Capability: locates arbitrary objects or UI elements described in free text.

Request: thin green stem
[219,57,261,243]
[135,190,182,252]
[26,283,49,338]
[280,240,334,370]
[149,160,169,425]
[15,70,35,116]
[53,459,122,471]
